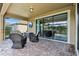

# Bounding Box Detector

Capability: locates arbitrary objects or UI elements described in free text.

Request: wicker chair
[10,30,27,49]
[29,32,40,42]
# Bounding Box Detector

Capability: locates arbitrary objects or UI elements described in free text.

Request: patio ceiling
[5,3,73,20]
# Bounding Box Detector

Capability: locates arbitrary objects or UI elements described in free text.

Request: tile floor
[0,38,76,56]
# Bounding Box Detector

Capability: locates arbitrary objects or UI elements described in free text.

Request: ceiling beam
[0,3,10,16]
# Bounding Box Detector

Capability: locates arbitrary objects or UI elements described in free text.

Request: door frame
[76,3,79,56]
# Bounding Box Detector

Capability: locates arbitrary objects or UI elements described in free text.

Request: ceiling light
[30,7,34,12]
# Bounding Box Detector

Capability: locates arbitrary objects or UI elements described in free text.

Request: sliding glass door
[36,13,68,42]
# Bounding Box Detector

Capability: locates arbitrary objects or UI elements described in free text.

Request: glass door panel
[53,13,67,42]
[36,18,44,37]
[43,16,54,39]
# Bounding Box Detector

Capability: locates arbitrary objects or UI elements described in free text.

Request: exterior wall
[0,15,3,42]
[27,20,36,33]
[28,5,76,45]
[16,25,27,33]
[11,20,27,33]
[0,4,10,42]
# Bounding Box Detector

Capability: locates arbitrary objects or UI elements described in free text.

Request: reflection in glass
[36,13,67,42]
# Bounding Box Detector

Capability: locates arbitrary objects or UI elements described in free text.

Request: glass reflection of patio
[36,13,67,42]
[41,34,67,42]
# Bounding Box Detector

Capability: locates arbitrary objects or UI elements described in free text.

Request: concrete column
[0,14,3,42]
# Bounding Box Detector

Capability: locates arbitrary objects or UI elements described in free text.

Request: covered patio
[0,3,77,56]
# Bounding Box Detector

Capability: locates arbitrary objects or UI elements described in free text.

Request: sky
[5,18,21,24]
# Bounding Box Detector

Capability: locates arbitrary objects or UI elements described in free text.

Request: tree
[5,26,12,36]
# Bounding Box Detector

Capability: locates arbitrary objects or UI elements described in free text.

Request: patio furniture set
[9,30,40,49]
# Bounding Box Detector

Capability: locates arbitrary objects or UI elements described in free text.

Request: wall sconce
[28,22,33,28]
